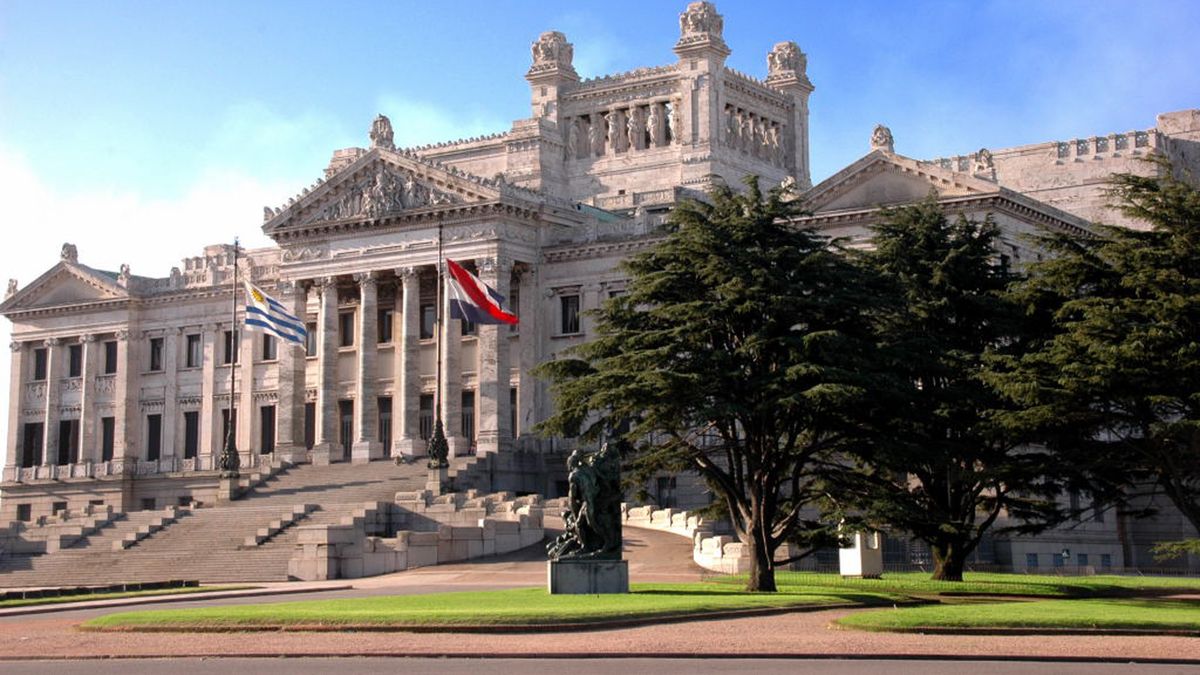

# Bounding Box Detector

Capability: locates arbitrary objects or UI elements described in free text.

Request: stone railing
[2,453,281,483]
[288,490,544,581]
[617,502,750,574]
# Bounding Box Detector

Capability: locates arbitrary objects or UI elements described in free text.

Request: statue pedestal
[547,559,629,594]
[426,467,448,495]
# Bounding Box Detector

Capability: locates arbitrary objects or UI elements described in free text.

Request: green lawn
[0,585,253,609]
[838,598,1200,632]
[714,571,1200,598]
[83,582,904,631]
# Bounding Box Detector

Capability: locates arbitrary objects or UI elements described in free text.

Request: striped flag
[243,281,307,346]
[446,259,518,325]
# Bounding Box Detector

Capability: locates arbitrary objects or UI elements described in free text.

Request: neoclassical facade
[3,2,1199,570]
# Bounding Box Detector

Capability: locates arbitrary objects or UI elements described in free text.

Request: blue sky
[0,1,1197,430]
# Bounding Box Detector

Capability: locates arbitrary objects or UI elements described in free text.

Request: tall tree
[537,178,879,592]
[988,163,1200,548]
[847,197,1064,581]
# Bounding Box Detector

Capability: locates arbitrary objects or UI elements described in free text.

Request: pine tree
[989,162,1200,545]
[537,178,879,592]
[849,197,1063,581]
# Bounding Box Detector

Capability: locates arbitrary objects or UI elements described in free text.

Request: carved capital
[80,334,97,344]
[114,330,130,342]
[10,341,21,352]
[43,337,61,347]
[354,271,378,287]
[394,266,419,281]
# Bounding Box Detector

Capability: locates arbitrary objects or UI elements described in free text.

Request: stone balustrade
[287,489,544,580]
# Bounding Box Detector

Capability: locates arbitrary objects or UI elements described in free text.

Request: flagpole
[219,237,241,478]
[428,220,449,469]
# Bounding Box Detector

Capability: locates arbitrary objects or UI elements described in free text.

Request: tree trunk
[931,541,966,581]
[745,527,777,592]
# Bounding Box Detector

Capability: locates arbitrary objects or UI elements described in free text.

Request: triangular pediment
[805,151,1001,214]
[263,148,504,235]
[0,263,128,314]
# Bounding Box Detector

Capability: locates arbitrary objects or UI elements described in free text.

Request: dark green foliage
[846,196,1064,581]
[537,177,879,592]
[988,161,1200,534]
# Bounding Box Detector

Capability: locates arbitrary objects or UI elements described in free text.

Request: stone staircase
[0,460,429,587]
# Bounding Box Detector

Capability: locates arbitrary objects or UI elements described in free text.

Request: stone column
[112,330,136,468]
[78,335,98,463]
[42,338,62,467]
[160,330,179,466]
[352,272,382,463]
[200,324,218,467]
[238,321,255,466]
[515,265,538,447]
[441,274,466,457]
[6,342,26,471]
[275,281,309,463]
[312,277,341,464]
[394,266,422,457]
[476,257,512,455]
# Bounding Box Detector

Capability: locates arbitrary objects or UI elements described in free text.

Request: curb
[845,625,1200,638]
[0,584,355,617]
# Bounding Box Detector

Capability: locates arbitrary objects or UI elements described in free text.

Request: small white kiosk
[839,530,884,578]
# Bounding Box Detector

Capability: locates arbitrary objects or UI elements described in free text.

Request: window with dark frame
[420,304,436,340]
[104,341,118,374]
[419,394,434,440]
[560,294,580,334]
[260,405,276,454]
[32,348,47,381]
[461,390,476,443]
[305,322,317,356]
[378,309,394,343]
[148,337,163,372]
[262,333,277,361]
[183,411,199,459]
[223,330,239,365]
[68,344,83,377]
[339,311,355,347]
[146,414,162,462]
[101,417,114,461]
[378,396,392,452]
[186,334,202,368]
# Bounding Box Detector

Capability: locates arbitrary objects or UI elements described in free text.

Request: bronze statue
[547,441,622,560]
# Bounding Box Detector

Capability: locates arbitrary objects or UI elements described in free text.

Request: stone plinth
[426,467,448,495]
[547,559,629,594]
[216,476,239,503]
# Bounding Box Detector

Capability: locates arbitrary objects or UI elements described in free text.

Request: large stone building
[2,2,1198,572]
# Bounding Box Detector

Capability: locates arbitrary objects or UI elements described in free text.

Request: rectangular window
[304,402,316,450]
[378,309,394,343]
[1077,553,1089,567]
[419,394,434,440]
[221,408,237,446]
[1068,490,1081,514]
[560,294,580,334]
[510,387,518,437]
[68,344,83,377]
[100,417,115,462]
[183,411,199,459]
[223,331,239,365]
[339,311,355,347]
[461,390,476,444]
[57,419,79,465]
[1052,553,1064,568]
[140,498,156,511]
[146,414,162,462]
[378,396,393,452]
[262,334,277,361]
[420,304,436,340]
[52,501,68,515]
[104,341,118,374]
[21,422,44,468]
[461,316,476,336]
[305,322,317,356]
[338,400,353,454]
[656,476,678,508]
[509,285,520,334]
[186,334,202,368]
[260,405,276,454]
[1026,553,1039,569]
[1092,500,1105,523]
[32,348,47,381]
[1100,553,1113,569]
[148,337,163,372]
[15,504,31,522]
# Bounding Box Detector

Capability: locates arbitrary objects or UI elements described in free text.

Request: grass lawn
[82,582,905,631]
[838,598,1200,632]
[713,570,1200,599]
[0,585,253,609]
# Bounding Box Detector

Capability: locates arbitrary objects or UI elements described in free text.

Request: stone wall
[287,489,544,581]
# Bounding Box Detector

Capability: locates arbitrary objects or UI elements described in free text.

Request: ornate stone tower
[765,41,814,188]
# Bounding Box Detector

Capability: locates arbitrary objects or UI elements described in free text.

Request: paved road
[0,658,1195,675]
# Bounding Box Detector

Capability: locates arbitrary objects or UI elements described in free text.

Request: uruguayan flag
[244,281,307,346]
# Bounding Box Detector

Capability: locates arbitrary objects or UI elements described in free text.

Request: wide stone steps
[0,460,435,588]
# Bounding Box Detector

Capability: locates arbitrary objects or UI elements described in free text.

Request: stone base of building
[447,436,471,458]
[274,445,309,464]
[351,441,383,464]
[393,437,425,459]
[311,443,341,466]
[426,467,448,495]
[547,558,629,594]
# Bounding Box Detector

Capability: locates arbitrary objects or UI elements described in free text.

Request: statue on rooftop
[369,114,395,151]
[767,41,806,78]
[871,124,895,154]
[60,243,78,264]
